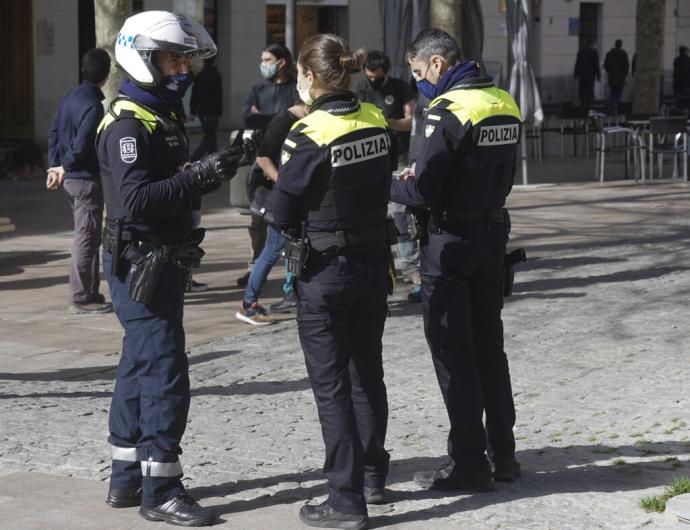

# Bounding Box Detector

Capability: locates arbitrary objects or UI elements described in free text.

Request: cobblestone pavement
[1,179,689,529]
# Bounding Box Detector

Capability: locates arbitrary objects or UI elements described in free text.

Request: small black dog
[0,144,45,181]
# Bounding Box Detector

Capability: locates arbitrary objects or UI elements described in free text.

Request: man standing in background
[603,39,629,112]
[189,56,223,161]
[574,40,600,106]
[47,48,112,315]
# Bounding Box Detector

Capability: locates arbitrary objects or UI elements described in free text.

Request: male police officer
[98,11,240,526]
[391,29,522,491]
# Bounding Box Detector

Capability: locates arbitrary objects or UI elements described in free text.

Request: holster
[103,219,132,277]
[171,228,206,270]
[123,243,166,305]
[504,248,527,297]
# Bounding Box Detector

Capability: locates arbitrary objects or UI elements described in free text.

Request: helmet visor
[173,12,217,58]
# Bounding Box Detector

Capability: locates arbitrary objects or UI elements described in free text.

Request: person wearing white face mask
[238,44,300,289]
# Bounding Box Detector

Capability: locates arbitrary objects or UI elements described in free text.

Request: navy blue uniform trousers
[103,250,189,507]
[296,251,390,515]
[420,223,516,472]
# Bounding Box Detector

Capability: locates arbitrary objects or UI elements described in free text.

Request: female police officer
[97,11,240,526]
[273,34,395,530]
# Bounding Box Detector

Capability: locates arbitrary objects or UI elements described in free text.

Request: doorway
[0,0,33,141]
[578,2,601,51]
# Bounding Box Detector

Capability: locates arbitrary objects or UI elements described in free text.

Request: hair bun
[339,48,366,73]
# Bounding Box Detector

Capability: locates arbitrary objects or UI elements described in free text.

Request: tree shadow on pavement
[0,349,242,383]
[0,251,70,276]
[0,274,69,290]
[189,443,689,526]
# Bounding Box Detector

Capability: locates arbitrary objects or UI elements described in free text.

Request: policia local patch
[119,137,138,163]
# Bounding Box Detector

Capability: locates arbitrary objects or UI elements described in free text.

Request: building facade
[2,0,690,145]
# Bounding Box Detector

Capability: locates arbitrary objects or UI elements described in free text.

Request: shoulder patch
[280,149,292,165]
[119,137,137,163]
[424,124,436,138]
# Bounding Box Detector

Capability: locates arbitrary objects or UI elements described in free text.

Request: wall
[33,0,80,146]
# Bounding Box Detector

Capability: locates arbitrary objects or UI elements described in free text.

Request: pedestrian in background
[274,33,394,530]
[238,44,299,288]
[189,56,223,161]
[603,39,629,112]
[356,50,421,300]
[47,47,112,315]
[574,40,600,105]
[235,100,309,326]
[673,46,690,96]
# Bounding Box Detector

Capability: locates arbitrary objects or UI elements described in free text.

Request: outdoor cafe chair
[593,119,645,182]
[558,105,591,158]
[646,116,688,181]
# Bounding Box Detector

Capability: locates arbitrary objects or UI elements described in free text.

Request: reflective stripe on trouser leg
[141,459,183,477]
[111,445,140,461]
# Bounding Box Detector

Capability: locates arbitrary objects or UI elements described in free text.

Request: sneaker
[139,492,217,526]
[407,286,422,303]
[269,292,297,313]
[299,501,368,530]
[236,270,251,287]
[492,459,521,482]
[413,462,494,492]
[69,302,113,315]
[185,279,207,292]
[235,301,274,326]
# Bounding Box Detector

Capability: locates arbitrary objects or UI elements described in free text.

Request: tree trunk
[632,0,665,113]
[95,0,132,106]
[430,0,462,45]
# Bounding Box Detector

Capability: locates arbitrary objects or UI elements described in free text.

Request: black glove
[189,146,242,194]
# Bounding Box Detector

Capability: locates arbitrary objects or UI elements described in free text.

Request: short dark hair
[680,46,689,55]
[615,39,622,48]
[82,48,111,84]
[364,50,390,73]
[408,28,462,65]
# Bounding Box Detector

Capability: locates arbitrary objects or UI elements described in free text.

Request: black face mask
[368,77,385,90]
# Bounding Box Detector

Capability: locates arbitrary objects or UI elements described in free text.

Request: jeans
[390,202,419,274]
[243,225,286,304]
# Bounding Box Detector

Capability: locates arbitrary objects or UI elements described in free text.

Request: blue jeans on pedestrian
[243,225,287,304]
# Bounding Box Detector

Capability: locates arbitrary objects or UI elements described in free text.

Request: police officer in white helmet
[98,11,240,526]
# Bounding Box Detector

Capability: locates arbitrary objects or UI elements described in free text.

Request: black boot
[363,486,386,505]
[269,292,297,313]
[493,459,522,482]
[414,462,495,492]
[105,486,142,508]
[139,492,218,526]
[299,501,369,530]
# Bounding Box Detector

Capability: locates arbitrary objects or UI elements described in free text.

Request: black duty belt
[443,209,507,225]
[309,220,397,255]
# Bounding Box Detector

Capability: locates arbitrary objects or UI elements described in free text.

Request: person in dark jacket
[574,40,600,105]
[673,46,690,96]
[238,44,299,288]
[189,56,223,160]
[603,39,629,112]
[47,47,112,315]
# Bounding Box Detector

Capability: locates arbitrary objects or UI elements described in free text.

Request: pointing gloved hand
[188,146,243,194]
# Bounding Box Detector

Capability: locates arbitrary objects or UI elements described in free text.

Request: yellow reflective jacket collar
[97,97,162,135]
[429,84,522,127]
[292,101,388,147]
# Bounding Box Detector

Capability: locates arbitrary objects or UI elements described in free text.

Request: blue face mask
[158,72,193,104]
[416,79,436,99]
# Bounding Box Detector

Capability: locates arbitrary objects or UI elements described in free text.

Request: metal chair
[647,117,688,180]
[594,120,645,182]
[558,105,591,157]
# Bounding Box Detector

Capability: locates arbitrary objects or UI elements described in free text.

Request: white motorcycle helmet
[115,10,217,88]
